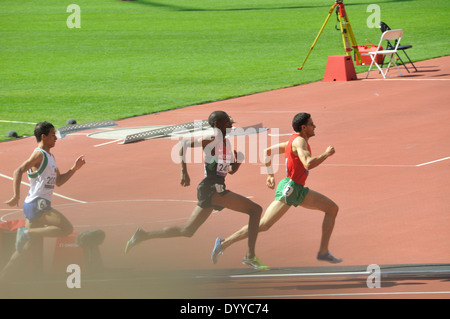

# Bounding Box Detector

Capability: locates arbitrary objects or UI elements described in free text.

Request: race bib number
[283,184,294,197]
[216,163,229,176]
[216,141,232,177]
[45,175,56,189]
[37,198,49,210]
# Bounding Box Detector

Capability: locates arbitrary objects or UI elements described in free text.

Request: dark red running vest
[285,134,311,185]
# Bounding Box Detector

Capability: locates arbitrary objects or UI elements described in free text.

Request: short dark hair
[292,113,311,133]
[208,110,230,127]
[34,122,54,142]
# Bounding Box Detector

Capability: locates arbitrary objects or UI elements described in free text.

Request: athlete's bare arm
[4,151,43,207]
[228,150,244,175]
[263,141,288,189]
[55,155,86,187]
[293,137,335,170]
[179,135,214,187]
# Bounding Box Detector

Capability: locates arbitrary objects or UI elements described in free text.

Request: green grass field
[1,0,449,141]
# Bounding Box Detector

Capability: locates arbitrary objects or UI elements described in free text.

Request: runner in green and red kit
[212,113,342,265]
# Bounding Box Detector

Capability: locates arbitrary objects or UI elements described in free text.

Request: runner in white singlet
[1,122,85,283]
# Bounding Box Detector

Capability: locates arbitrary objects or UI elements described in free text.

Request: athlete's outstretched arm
[263,141,288,189]
[56,155,86,187]
[293,138,335,170]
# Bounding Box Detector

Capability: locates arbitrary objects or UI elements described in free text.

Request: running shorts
[23,197,52,222]
[197,178,230,211]
[275,177,309,207]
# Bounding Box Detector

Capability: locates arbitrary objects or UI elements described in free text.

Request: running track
[1,56,449,299]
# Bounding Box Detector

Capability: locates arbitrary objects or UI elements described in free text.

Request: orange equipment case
[355,45,384,65]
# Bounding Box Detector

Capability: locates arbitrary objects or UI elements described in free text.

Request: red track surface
[1,56,449,299]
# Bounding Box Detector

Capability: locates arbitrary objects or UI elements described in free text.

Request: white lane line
[229,291,450,299]
[93,139,123,147]
[324,156,450,168]
[0,198,196,224]
[323,164,415,167]
[0,173,87,204]
[416,156,450,167]
[228,271,370,279]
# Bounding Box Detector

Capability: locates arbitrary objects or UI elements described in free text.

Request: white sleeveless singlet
[25,148,58,203]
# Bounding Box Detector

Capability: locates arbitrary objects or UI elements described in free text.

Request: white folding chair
[379,22,417,73]
[365,29,403,79]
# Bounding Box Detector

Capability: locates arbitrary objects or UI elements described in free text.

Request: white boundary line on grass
[0,120,37,125]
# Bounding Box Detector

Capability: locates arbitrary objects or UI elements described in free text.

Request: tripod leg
[336,2,361,64]
[344,17,361,64]
[339,17,351,54]
[298,4,336,70]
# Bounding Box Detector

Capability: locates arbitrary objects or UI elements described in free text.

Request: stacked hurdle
[57,120,118,138]
[122,120,210,144]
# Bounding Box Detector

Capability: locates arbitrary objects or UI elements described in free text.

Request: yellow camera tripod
[299,0,361,70]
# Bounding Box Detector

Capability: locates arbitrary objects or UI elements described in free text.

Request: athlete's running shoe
[125,227,145,254]
[317,252,343,264]
[211,237,224,264]
[242,256,270,271]
[15,227,29,254]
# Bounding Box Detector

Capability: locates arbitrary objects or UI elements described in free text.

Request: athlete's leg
[1,209,74,282]
[27,208,74,238]
[125,206,215,253]
[0,243,37,282]
[210,191,262,259]
[300,189,339,255]
[0,219,47,282]
[221,200,290,250]
[143,206,214,240]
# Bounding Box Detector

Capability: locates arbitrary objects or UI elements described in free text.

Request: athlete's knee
[182,230,196,238]
[258,220,272,232]
[180,225,196,238]
[249,204,263,217]
[61,223,74,237]
[327,202,339,218]
[162,224,196,238]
